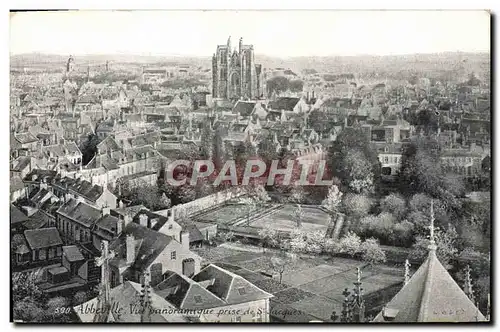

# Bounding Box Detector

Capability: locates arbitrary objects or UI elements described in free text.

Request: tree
[73,291,88,305]
[293,204,304,228]
[223,231,235,242]
[267,76,290,95]
[343,149,375,194]
[176,185,196,204]
[288,185,307,204]
[338,231,362,257]
[289,228,307,253]
[360,238,387,266]
[159,193,171,209]
[380,193,407,219]
[328,127,381,194]
[342,194,372,220]
[269,256,287,284]
[289,80,304,92]
[322,185,343,213]
[409,224,459,268]
[199,121,214,160]
[258,225,280,248]
[79,133,101,165]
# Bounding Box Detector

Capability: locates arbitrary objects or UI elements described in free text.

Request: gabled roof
[192,264,273,306]
[63,245,85,262]
[75,281,195,322]
[268,97,301,112]
[24,227,62,250]
[11,204,29,225]
[57,199,102,228]
[233,101,256,117]
[110,222,173,272]
[155,272,226,309]
[373,249,486,322]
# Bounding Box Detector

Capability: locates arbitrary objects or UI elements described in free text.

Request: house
[107,222,203,288]
[10,175,26,203]
[268,97,309,114]
[56,199,103,245]
[11,156,33,179]
[11,204,30,233]
[162,264,273,322]
[20,227,63,266]
[74,280,195,322]
[52,176,117,209]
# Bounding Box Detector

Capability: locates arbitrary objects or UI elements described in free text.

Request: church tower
[212,36,262,101]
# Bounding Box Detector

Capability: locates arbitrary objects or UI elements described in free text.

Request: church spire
[140,270,152,323]
[404,259,411,285]
[463,265,475,303]
[428,199,437,252]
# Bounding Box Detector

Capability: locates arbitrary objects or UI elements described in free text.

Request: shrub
[342,194,372,219]
[380,193,407,219]
[360,238,387,265]
[338,231,362,257]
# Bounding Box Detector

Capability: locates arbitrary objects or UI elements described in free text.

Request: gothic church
[212,37,263,101]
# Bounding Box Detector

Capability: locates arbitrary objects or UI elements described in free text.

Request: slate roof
[11,204,29,225]
[268,97,301,111]
[15,132,39,144]
[110,222,173,272]
[372,249,486,322]
[11,175,25,193]
[233,101,256,117]
[63,245,85,262]
[192,264,273,306]
[23,169,57,183]
[11,156,31,172]
[24,227,62,250]
[155,272,226,310]
[22,210,50,230]
[57,199,102,228]
[75,281,195,323]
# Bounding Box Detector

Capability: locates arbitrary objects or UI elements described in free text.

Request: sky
[9,10,491,57]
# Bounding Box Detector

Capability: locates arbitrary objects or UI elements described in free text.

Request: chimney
[139,213,149,227]
[116,217,123,235]
[126,234,135,265]
[118,200,124,208]
[180,230,189,250]
[102,206,110,216]
[123,214,132,227]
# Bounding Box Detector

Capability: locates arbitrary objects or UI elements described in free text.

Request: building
[212,37,263,101]
[154,264,273,322]
[107,221,203,288]
[372,204,486,323]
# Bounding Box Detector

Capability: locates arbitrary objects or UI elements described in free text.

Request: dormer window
[237,287,246,295]
[194,295,202,304]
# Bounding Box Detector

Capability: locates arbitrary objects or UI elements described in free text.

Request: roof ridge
[417,251,436,321]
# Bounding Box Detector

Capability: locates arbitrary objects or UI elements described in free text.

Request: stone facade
[212,37,263,101]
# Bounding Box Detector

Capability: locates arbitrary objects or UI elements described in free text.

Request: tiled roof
[24,227,62,250]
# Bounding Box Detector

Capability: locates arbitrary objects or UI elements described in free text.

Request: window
[384,157,389,164]
[168,224,173,230]
[235,316,242,322]
[237,287,246,295]
[171,251,177,260]
[194,295,202,304]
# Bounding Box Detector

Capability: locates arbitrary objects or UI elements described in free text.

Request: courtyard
[193,243,404,322]
[192,203,332,234]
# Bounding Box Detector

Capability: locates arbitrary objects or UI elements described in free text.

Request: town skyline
[10,10,490,57]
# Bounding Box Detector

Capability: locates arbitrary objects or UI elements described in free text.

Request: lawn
[248,205,330,233]
[195,243,404,322]
[193,204,251,225]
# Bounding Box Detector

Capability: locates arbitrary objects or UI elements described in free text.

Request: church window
[171,251,177,260]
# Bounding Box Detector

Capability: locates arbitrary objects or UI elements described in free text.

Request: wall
[169,187,245,219]
[149,240,202,277]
